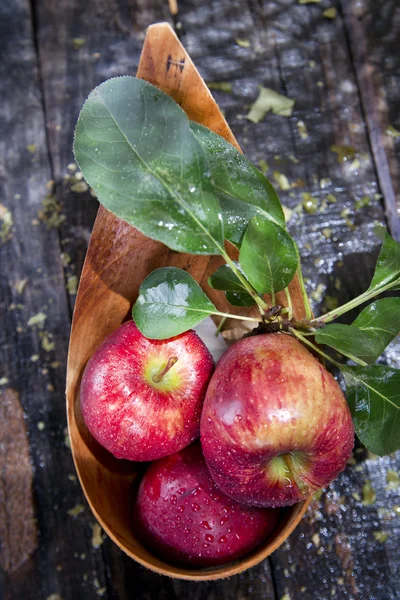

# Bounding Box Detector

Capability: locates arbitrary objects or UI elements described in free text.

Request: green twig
[214,310,262,323]
[289,328,341,368]
[215,315,227,336]
[284,287,293,319]
[296,265,312,320]
[311,277,400,325]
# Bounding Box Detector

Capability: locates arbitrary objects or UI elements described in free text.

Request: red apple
[133,443,280,566]
[80,321,214,461]
[200,333,354,508]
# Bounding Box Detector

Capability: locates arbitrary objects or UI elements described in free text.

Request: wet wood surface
[1,0,399,598]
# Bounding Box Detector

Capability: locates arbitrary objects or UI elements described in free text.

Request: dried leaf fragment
[386,125,400,138]
[235,38,251,48]
[297,120,309,139]
[362,480,376,506]
[273,171,291,191]
[91,522,104,548]
[67,503,85,517]
[14,279,28,294]
[27,312,47,328]
[207,82,233,93]
[386,470,400,490]
[372,531,389,543]
[330,144,357,163]
[246,87,295,122]
[73,37,86,49]
[323,7,337,19]
[0,204,13,245]
[67,275,78,295]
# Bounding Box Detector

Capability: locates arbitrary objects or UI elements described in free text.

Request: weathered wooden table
[1,1,400,598]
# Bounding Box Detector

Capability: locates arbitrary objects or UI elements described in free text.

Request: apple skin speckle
[200,333,354,508]
[80,321,214,461]
[133,443,280,566]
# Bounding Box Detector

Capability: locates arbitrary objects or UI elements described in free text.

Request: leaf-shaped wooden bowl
[66,22,312,581]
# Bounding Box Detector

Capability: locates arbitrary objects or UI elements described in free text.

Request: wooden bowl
[66,22,312,581]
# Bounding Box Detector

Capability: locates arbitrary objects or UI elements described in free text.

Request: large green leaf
[190,122,285,244]
[208,263,255,307]
[343,365,400,455]
[239,217,298,295]
[132,267,218,339]
[369,230,400,290]
[315,298,400,364]
[74,77,224,255]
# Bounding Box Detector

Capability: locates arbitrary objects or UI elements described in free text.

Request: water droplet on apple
[218,535,228,544]
[191,502,201,512]
[170,494,177,505]
[234,414,242,423]
[177,505,185,513]
[200,520,212,530]
[202,543,210,549]
[205,534,214,543]
[220,516,229,526]
[177,487,186,495]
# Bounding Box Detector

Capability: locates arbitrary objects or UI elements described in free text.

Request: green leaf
[343,365,400,455]
[190,123,285,244]
[369,230,400,290]
[208,263,256,307]
[132,267,217,339]
[74,77,224,255]
[225,290,255,307]
[239,217,298,295]
[315,298,400,364]
[208,263,248,292]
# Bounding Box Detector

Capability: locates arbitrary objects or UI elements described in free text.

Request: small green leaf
[239,217,298,295]
[208,263,248,293]
[315,298,400,364]
[132,267,217,339]
[343,365,400,456]
[369,230,400,290]
[74,77,224,255]
[190,123,285,243]
[208,263,256,307]
[225,290,255,307]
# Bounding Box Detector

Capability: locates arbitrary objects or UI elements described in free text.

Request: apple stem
[152,356,178,383]
[283,454,310,496]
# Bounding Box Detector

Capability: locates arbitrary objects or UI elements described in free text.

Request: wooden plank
[341,0,400,241]
[0,1,108,598]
